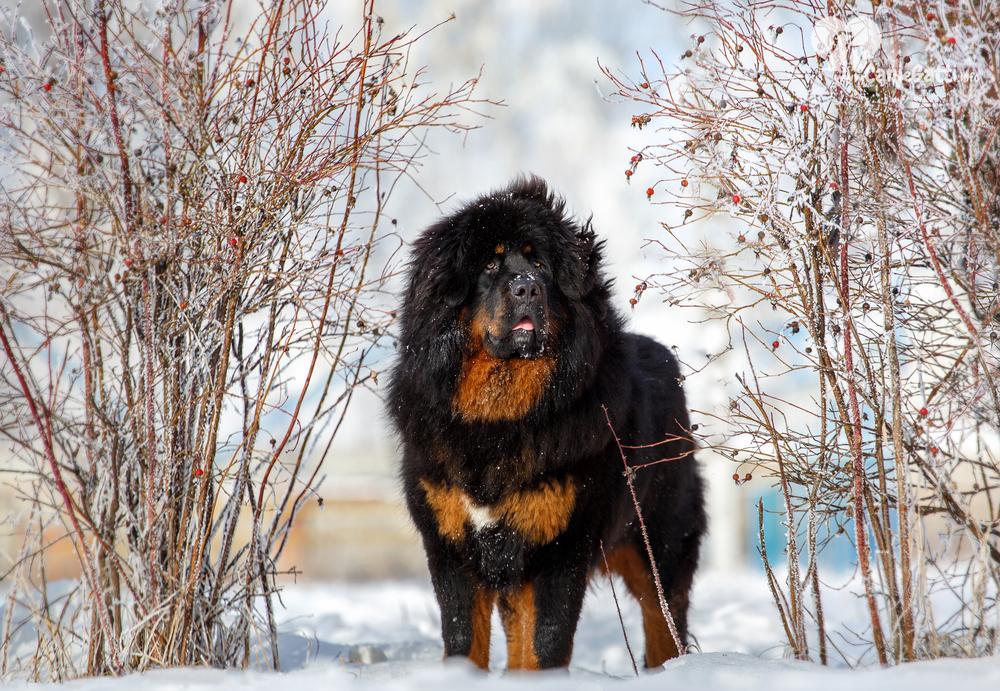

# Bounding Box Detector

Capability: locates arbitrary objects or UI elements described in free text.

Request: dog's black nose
[510,275,541,300]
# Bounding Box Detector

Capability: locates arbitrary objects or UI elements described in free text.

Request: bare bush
[606,0,999,665]
[0,0,481,679]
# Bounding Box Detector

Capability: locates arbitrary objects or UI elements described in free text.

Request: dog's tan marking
[452,309,555,422]
[497,478,576,544]
[604,543,682,667]
[419,480,467,543]
[500,582,541,670]
[495,243,505,254]
[469,586,496,669]
[419,477,575,546]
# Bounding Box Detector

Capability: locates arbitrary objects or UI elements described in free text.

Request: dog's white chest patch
[461,495,499,531]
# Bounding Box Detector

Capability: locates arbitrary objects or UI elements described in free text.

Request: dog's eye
[485,260,499,274]
[533,260,544,269]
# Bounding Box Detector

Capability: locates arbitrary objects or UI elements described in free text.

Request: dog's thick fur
[387,177,705,670]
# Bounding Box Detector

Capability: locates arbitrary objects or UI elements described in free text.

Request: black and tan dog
[387,176,705,671]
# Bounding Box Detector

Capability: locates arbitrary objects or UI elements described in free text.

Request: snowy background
[314,0,752,576]
[6,0,998,688]
[5,572,1000,689]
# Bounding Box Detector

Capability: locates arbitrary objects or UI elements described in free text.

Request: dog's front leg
[499,556,589,670]
[426,545,495,670]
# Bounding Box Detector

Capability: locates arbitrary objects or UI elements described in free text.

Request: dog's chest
[452,350,556,423]
[419,476,576,547]
[461,494,501,531]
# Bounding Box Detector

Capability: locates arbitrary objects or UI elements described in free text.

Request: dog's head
[392,176,617,423]
[468,236,554,359]
[410,176,603,360]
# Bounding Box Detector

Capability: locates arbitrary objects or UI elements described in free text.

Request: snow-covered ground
[5,570,998,690]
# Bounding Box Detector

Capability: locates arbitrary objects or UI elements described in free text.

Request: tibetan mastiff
[387,176,705,671]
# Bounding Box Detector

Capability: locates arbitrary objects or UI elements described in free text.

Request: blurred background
[0,0,761,583]
[283,0,753,581]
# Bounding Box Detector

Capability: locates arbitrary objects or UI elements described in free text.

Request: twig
[602,405,685,656]
[600,540,639,677]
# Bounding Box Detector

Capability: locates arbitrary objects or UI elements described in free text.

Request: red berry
[159,215,168,225]
[681,179,689,187]
[238,174,248,184]
[640,81,649,89]
[625,169,633,177]
[926,12,935,21]
[194,468,204,477]
[245,78,254,87]
[930,446,939,455]
[646,187,654,197]
[919,406,929,417]
[42,81,52,92]
[228,235,239,248]
[124,258,133,268]
[635,283,643,292]
[732,193,742,204]
[630,154,639,163]
[830,181,838,191]
[629,297,638,306]
[283,56,291,65]
[799,104,809,112]
[772,340,780,349]
[732,473,740,483]
[743,472,752,481]
[946,36,956,45]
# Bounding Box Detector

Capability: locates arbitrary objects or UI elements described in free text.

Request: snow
[5,570,998,690]
[10,653,998,691]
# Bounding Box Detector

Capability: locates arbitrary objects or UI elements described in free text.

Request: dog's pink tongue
[513,317,535,331]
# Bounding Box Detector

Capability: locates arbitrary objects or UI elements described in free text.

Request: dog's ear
[441,272,469,307]
[557,218,602,300]
[411,219,472,308]
[439,230,472,306]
